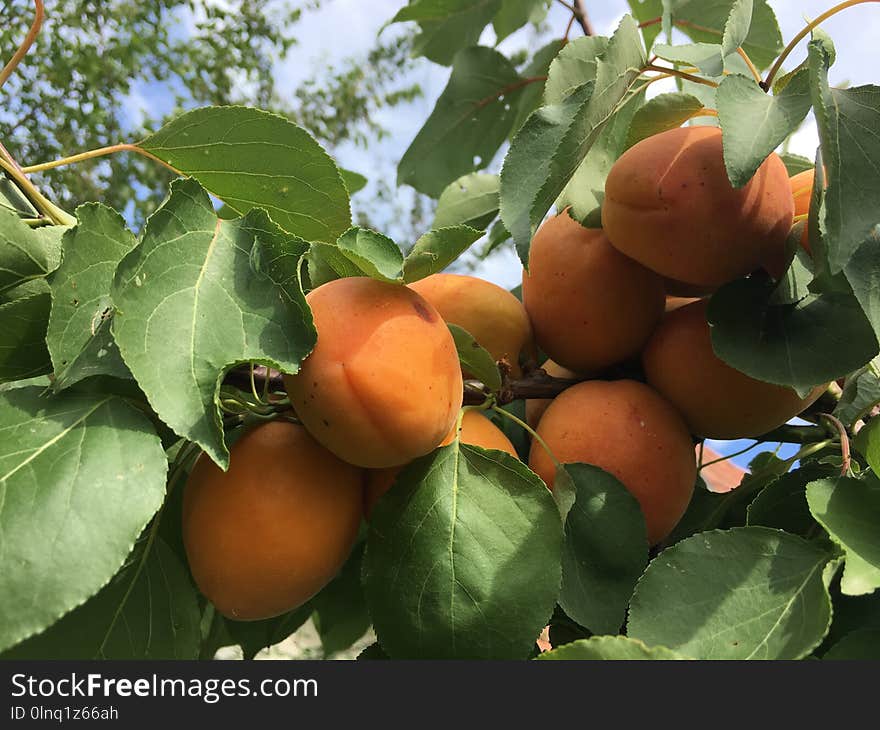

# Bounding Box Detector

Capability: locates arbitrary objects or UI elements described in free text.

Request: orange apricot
[642,299,827,439]
[365,409,518,516]
[529,379,696,545]
[284,277,463,468]
[522,211,665,373]
[665,295,700,313]
[409,273,534,376]
[791,168,815,253]
[602,126,794,287]
[182,420,364,621]
[525,359,581,429]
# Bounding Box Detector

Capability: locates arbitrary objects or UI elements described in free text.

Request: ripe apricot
[182,421,364,621]
[529,380,696,545]
[602,126,794,288]
[642,299,827,439]
[365,409,518,516]
[791,168,814,253]
[522,211,664,373]
[284,277,463,468]
[409,273,534,376]
[525,359,581,429]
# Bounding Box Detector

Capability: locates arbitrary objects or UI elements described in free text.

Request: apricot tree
[2,0,880,662]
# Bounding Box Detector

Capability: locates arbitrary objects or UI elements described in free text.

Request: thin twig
[21,142,181,176]
[0,0,44,90]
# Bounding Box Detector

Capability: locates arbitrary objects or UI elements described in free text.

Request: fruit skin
[791,169,814,253]
[522,211,665,373]
[409,273,534,376]
[602,126,794,288]
[529,379,696,545]
[525,359,580,429]
[642,299,827,439]
[284,277,463,469]
[365,409,518,516]
[182,420,364,621]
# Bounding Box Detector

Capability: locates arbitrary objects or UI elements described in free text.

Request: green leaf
[628,527,832,659]
[543,36,608,106]
[558,86,644,226]
[558,464,649,635]
[500,15,646,266]
[823,629,880,659]
[842,233,880,350]
[306,241,366,289]
[0,281,52,383]
[0,177,38,218]
[666,0,782,70]
[708,277,878,394]
[46,204,136,390]
[536,635,687,660]
[111,178,315,469]
[807,476,880,596]
[401,225,483,282]
[0,210,64,297]
[433,173,500,230]
[511,40,563,135]
[312,543,371,656]
[448,324,502,391]
[334,227,404,283]
[493,0,548,42]
[810,41,880,275]
[357,642,389,660]
[721,0,753,59]
[835,363,880,427]
[139,106,351,243]
[363,443,563,659]
[0,386,167,653]
[3,538,199,659]
[717,70,812,188]
[779,152,815,176]
[398,46,525,197]
[653,42,724,77]
[854,418,880,473]
[747,463,836,536]
[224,604,314,660]
[392,0,503,66]
[627,0,664,49]
[340,168,368,194]
[624,92,704,149]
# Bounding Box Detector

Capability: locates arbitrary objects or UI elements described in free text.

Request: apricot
[642,299,827,439]
[602,126,794,288]
[409,273,534,376]
[182,420,364,621]
[525,359,581,429]
[522,211,665,373]
[284,277,463,468]
[529,380,696,545]
[662,277,713,298]
[791,169,814,253]
[365,409,518,516]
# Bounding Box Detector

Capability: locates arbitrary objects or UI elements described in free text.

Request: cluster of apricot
[182,125,824,624]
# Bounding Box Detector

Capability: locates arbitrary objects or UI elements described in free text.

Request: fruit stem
[763,0,880,91]
[491,404,560,468]
[0,0,44,90]
[736,47,763,84]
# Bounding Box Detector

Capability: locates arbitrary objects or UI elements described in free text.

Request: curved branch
[0,0,44,90]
